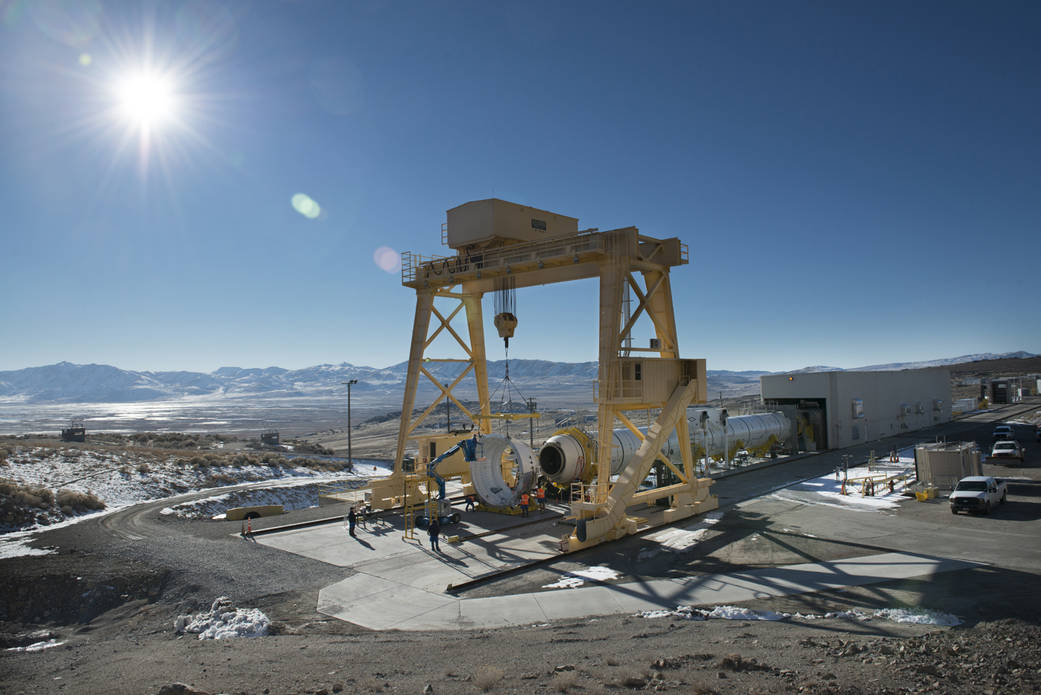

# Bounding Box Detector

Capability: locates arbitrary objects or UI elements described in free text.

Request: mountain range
[0,352,1035,404]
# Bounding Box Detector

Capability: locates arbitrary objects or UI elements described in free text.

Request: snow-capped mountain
[0,351,1034,404]
[0,360,600,403]
[788,351,1038,374]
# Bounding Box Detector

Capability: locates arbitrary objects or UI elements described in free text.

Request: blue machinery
[415,437,477,529]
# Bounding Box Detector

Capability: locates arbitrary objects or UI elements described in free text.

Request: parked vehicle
[1036,424,1041,442]
[950,476,1007,515]
[990,440,1025,463]
[991,424,1015,441]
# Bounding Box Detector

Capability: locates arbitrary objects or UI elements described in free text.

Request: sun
[114,69,177,129]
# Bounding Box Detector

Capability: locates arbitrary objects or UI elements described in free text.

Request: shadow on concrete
[759,565,1041,629]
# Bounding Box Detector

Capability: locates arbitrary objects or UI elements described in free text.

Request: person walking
[347,506,357,537]
[536,486,546,512]
[428,517,441,552]
[519,491,530,517]
[465,494,476,512]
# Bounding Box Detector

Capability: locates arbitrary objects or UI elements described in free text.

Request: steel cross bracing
[392,285,492,475]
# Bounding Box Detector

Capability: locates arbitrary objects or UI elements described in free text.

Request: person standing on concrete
[465,494,476,512]
[428,517,441,552]
[347,506,357,537]
[536,486,546,512]
[519,491,530,517]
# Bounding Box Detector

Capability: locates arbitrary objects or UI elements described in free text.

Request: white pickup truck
[949,476,1007,515]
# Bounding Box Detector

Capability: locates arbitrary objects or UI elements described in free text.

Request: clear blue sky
[2,0,1038,374]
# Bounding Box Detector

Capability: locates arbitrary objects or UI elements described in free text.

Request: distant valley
[0,351,1035,405]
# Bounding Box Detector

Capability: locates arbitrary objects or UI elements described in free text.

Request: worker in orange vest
[519,491,530,517]
[536,486,546,511]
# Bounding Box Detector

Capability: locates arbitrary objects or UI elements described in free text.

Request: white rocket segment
[469,435,538,507]
[538,412,790,484]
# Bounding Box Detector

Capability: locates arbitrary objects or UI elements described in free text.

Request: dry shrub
[473,666,505,692]
[0,479,51,525]
[136,462,151,474]
[231,453,260,467]
[260,453,287,466]
[294,456,338,472]
[182,455,207,468]
[717,653,770,672]
[203,472,236,487]
[56,488,105,513]
[5,481,55,508]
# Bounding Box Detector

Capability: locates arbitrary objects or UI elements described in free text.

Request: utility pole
[528,397,537,450]
[343,379,358,470]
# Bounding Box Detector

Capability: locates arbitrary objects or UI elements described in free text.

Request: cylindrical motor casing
[539,430,590,484]
[537,412,790,484]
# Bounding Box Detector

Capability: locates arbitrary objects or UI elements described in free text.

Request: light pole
[528,397,537,450]
[343,379,358,470]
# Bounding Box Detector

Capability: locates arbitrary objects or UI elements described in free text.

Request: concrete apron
[314,552,973,631]
[254,511,974,631]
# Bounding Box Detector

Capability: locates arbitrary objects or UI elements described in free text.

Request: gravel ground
[3,405,1041,695]
[3,497,1040,695]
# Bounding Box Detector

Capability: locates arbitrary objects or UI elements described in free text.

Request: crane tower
[367,199,717,550]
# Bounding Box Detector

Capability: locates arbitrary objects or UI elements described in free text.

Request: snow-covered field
[0,444,393,557]
[159,479,352,520]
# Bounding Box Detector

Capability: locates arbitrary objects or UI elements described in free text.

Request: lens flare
[374,246,400,273]
[291,193,321,219]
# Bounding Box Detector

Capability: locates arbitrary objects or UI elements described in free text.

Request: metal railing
[401,230,608,285]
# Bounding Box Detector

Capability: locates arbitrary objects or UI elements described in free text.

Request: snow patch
[174,596,270,640]
[702,605,789,621]
[0,532,56,559]
[6,638,65,652]
[645,510,723,551]
[639,604,961,626]
[768,460,914,511]
[543,565,620,589]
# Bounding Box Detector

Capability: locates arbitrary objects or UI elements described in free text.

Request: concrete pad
[317,574,456,629]
[314,550,974,631]
[455,593,548,630]
[260,499,977,631]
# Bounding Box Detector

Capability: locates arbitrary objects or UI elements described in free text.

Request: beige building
[760,368,952,450]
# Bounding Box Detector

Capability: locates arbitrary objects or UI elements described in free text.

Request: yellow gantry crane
[366,199,717,550]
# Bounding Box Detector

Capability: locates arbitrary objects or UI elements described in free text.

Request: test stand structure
[365,199,717,550]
